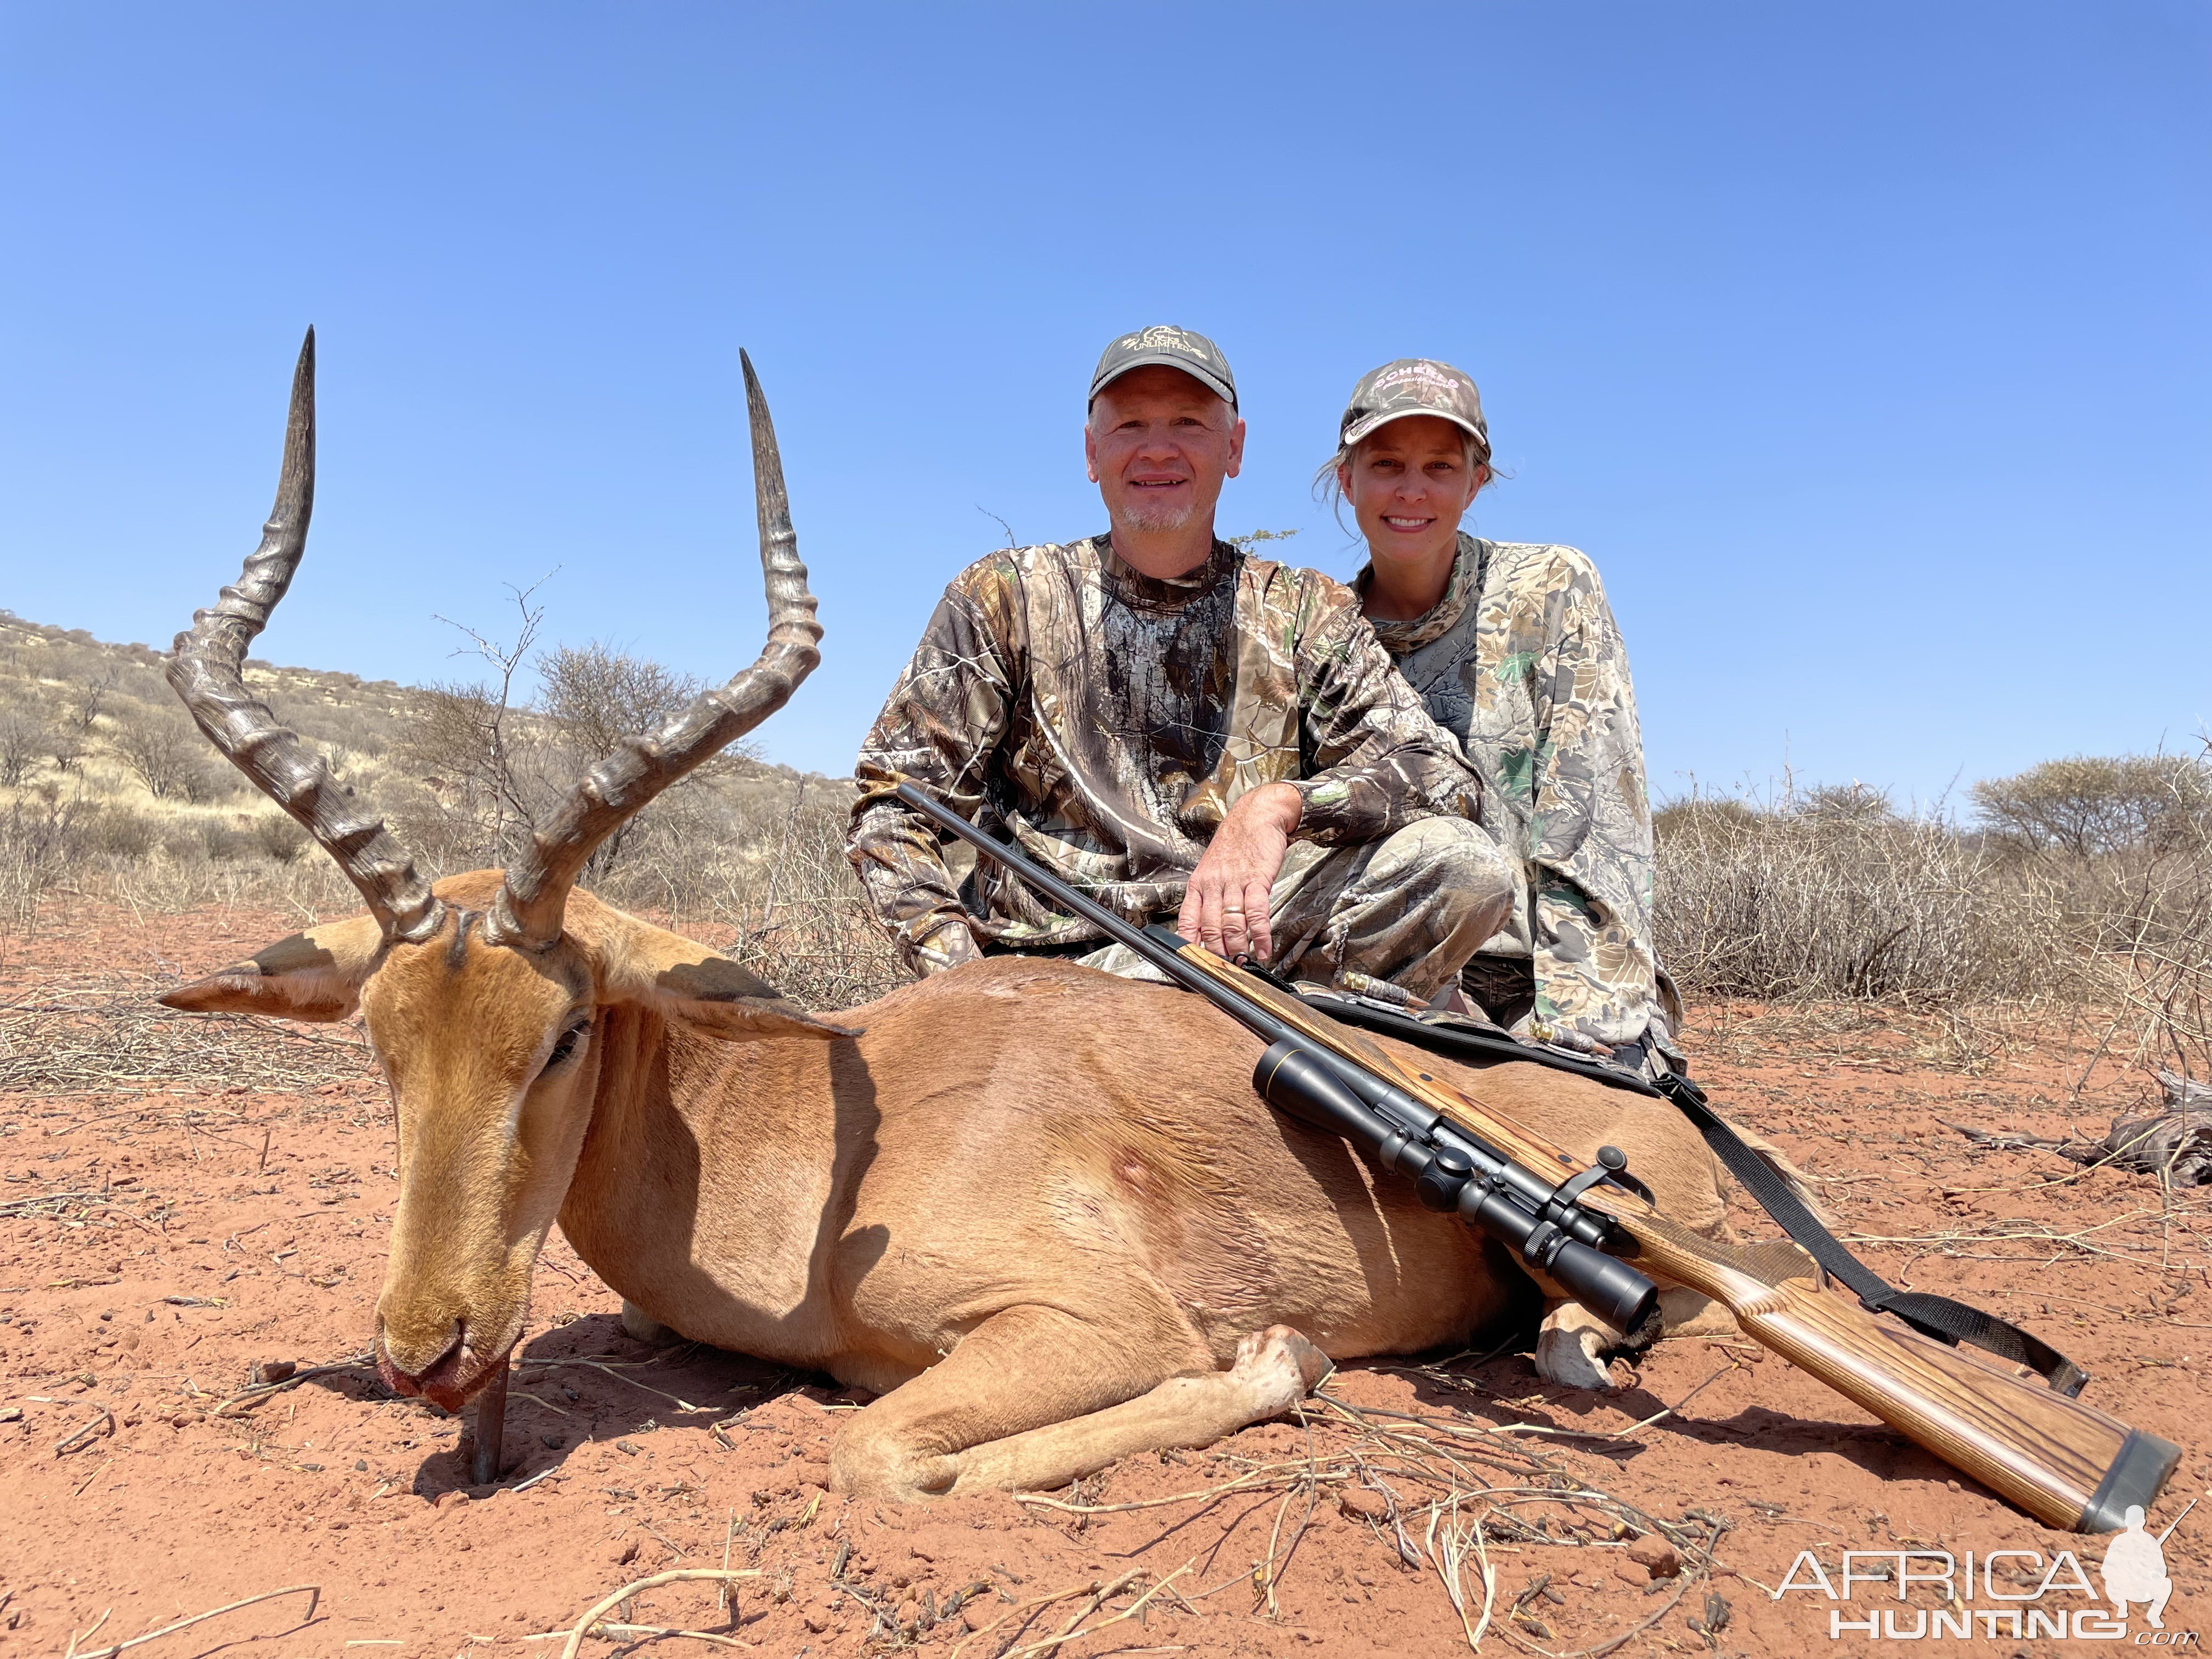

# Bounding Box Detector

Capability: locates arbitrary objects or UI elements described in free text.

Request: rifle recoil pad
[1256,1042,1658,1337]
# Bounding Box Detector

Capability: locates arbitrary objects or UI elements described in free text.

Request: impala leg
[830,1306,1330,1502]
[948,1324,1333,1497]
[1532,1282,1739,1389]
[469,1361,509,1485]
[1526,1086,1752,1390]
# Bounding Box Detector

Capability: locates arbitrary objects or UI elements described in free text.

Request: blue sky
[3,3,2205,810]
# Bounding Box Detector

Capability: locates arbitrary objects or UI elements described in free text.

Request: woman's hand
[1177,782,1302,963]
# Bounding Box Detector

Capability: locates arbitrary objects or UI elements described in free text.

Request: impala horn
[484,349,821,951]
[167,328,445,944]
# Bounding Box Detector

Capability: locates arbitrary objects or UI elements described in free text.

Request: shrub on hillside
[80,803,157,859]
[109,706,234,803]
[0,798,83,926]
[252,814,309,864]
[47,724,84,776]
[0,712,43,787]
[196,821,260,862]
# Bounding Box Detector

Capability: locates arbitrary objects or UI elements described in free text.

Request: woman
[1323,359,1680,1071]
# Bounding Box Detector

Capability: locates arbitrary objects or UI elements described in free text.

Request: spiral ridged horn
[167,329,445,944]
[484,349,821,950]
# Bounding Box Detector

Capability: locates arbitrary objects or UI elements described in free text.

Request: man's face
[1085,366,1245,536]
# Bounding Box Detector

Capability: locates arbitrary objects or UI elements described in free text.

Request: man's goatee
[1119,498,1199,534]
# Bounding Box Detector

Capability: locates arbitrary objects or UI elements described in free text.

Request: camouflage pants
[1458,955,1686,1077]
[1071,816,1516,1001]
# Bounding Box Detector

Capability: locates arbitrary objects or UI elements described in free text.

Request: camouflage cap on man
[1340,359,1489,458]
[1091,325,1237,409]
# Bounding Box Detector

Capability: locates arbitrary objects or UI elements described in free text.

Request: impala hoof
[1533,1321,1617,1391]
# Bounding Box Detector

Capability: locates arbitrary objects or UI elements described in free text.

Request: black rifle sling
[1649,1067,2089,1396]
[1293,992,2089,1397]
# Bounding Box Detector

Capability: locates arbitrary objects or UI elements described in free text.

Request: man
[847,324,1513,1000]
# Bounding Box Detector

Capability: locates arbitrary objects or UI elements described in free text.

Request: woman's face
[1340,415,1486,573]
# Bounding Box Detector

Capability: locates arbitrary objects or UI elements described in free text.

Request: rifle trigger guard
[1594,1143,1655,1204]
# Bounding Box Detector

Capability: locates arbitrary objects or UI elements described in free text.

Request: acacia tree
[64,667,119,735]
[539,643,701,762]
[399,578,740,878]
[538,641,744,878]
[1973,754,2212,859]
[112,708,224,802]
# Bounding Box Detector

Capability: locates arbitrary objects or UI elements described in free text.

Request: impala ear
[645,953,864,1043]
[159,914,388,1023]
[573,901,861,1042]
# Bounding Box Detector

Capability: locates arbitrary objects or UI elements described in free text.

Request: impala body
[160,334,1745,1497]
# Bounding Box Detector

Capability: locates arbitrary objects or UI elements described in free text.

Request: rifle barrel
[892,782,1297,1046]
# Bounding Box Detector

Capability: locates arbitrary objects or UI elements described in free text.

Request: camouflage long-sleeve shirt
[850,535,1482,973]
[1360,533,1664,1048]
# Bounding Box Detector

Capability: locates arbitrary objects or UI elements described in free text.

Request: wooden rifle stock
[1170,946,2179,1533]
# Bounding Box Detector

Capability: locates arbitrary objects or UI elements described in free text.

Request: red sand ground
[2,900,2207,1658]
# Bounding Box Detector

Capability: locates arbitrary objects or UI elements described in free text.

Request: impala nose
[376,1321,467,1403]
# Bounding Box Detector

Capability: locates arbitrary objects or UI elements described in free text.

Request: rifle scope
[1257,1041,1658,1336]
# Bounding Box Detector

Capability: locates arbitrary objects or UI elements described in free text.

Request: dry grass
[1655,768,2212,1093]
[1654,788,2025,1002]
[2029,828,2212,1090]
[989,1357,1744,1659]
[0,978,376,1096]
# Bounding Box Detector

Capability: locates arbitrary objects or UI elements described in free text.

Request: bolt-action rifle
[893,782,2179,1532]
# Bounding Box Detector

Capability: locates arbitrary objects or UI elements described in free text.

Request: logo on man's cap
[1120,326,1207,357]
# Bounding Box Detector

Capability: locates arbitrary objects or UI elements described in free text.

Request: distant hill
[0,608,899,1002]
[0,606,833,883]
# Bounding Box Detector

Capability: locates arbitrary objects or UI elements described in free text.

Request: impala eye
[544,1020,590,1073]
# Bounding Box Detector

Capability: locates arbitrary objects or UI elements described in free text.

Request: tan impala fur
[159,332,1748,1500]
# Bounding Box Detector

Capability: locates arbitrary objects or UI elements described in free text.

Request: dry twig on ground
[0,981,373,1095]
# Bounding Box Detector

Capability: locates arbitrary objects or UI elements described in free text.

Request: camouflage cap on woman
[1340,359,1488,458]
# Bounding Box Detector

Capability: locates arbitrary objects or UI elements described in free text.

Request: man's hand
[1178,782,1301,963]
